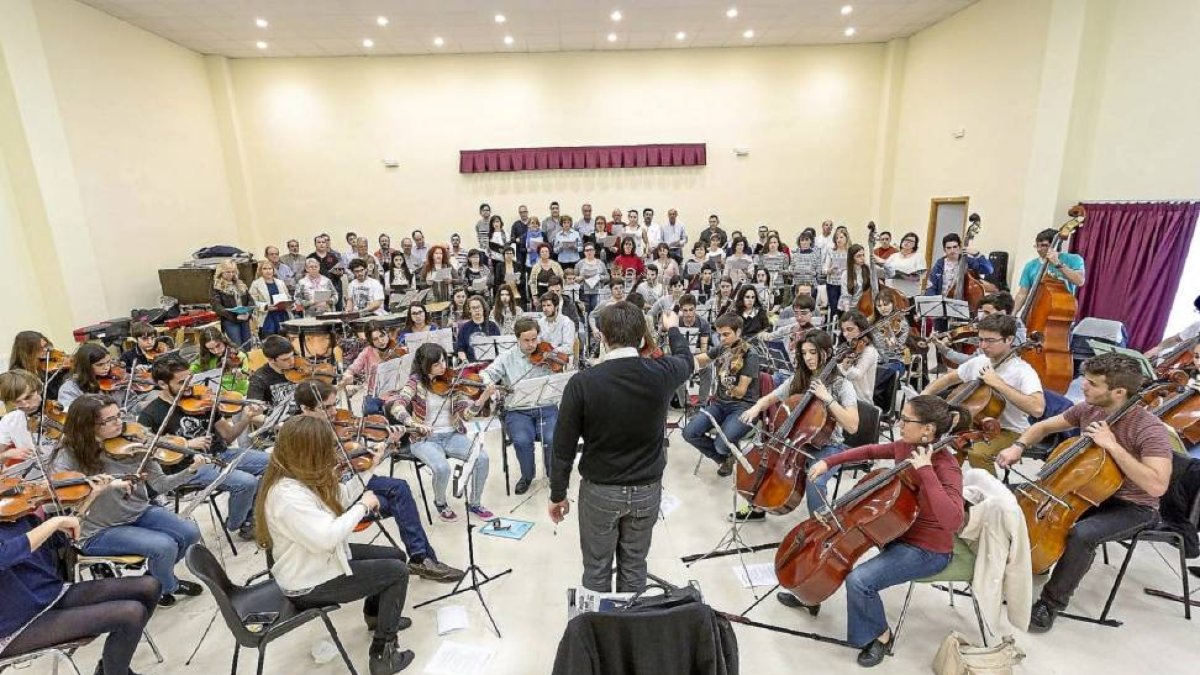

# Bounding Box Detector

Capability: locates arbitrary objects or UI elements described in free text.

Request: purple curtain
[459,143,706,174]
[1070,201,1200,350]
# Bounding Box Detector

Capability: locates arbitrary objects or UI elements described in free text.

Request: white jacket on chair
[959,467,1032,634]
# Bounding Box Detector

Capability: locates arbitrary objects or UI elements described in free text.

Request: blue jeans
[683,400,752,463]
[221,319,252,350]
[805,443,844,514]
[845,541,951,647]
[363,396,385,416]
[184,449,268,530]
[505,406,557,481]
[82,505,201,597]
[366,475,436,563]
[409,431,488,507]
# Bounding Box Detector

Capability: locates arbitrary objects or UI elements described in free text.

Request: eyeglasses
[978,337,1007,345]
[98,415,123,426]
[899,416,924,425]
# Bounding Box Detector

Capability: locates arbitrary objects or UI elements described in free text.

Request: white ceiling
[77,0,978,58]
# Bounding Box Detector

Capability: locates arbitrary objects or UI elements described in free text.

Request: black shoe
[728,507,766,523]
[176,580,204,597]
[856,639,888,667]
[369,639,415,674]
[514,477,532,495]
[776,592,820,615]
[717,455,735,477]
[1029,599,1057,633]
[365,615,412,632]
[235,522,256,542]
[157,593,177,608]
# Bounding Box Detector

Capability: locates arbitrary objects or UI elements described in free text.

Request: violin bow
[31,350,55,451]
[132,371,194,478]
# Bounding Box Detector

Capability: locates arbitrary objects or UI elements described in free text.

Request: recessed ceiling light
[495,14,506,24]
[503,34,514,46]
[255,40,267,49]
[611,10,622,22]
[841,5,854,16]
[743,29,754,39]
[362,38,374,48]
[607,32,618,42]
[726,8,739,19]
[675,31,686,41]
[376,16,389,27]
[254,18,268,29]
[433,36,444,47]
[844,27,856,37]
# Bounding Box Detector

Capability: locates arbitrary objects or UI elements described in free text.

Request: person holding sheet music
[548,302,692,593]
[400,302,436,344]
[295,258,338,315]
[340,322,402,415]
[575,242,608,313]
[461,249,492,295]
[210,260,253,348]
[453,295,501,364]
[492,284,524,334]
[528,242,565,301]
[651,243,681,285]
[294,381,464,582]
[553,215,582,269]
[383,251,411,309]
[823,227,852,321]
[611,236,645,282]
[418,246,456,303]
[497,247,525,304]
[881,232,925,298]
[249,260,293,337]
[389,343,494,522]
[480,317,562,495]
[725,237,755,279]
[683,314,761,477]
[684,242,709,283]
[538,293,576,353]
[790,229,823,294]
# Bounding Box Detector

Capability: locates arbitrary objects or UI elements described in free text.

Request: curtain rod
[1080,199,1200,205]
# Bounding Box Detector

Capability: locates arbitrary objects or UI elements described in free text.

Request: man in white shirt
[653,209,688,262]
[347,259,387,315]
[448,233,468,269]
[576,203,596,241]
[923,313,1045,474]
[409,230,429,270]
[538,292,576,352]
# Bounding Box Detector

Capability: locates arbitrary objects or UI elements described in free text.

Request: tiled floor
[39,418,1198,674]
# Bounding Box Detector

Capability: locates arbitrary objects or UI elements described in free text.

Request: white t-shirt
[770,376,857,446]
[1180,320,1200,343]
[0,409,34,454]
[956,354,1043,432]
[348,278,386,315]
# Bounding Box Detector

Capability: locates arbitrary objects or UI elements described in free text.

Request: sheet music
[469,334,518,361]
[424,642,494,675]
[678,326,702,354]
[373,353,414,397]
[431,268,453,283]
[190,367,224,388]
[405,327,453,353]
[506,372,573,409]
[914,295,971,321]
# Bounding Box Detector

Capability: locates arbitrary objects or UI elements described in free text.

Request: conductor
[549,301,693,592]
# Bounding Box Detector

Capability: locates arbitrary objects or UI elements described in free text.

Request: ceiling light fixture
[433,36,444,47]
[503,34,514,46]
[844,27,856,37]
[607,32,617,42]
[362,38,374,48]
[377,16,389,27]
[726,8,738,19]
[495,14,506,24]
[611,10,622,22]
[254,18,268,28]
[841,5,853,16]
[255,40,267,49]
[743,29,754,39]
[675,31,686,40]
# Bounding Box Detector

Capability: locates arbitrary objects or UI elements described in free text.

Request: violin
[0,471,94,521]
[944,335,1043,432]
[330,410,394,443]
[335,441,379,474]
[775,420,1000,606]
[429,367,491,398]
[98,366,155,394]
[177,385,266,416]
[380,343,409,362]
[1018,205,1085,394]
[28,401,68,441]
[285,358,337,384]
[102,422,217,466]
[529,341,571,372]
[39,348,70,374]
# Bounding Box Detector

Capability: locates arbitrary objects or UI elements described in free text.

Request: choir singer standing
[549,302,693,592]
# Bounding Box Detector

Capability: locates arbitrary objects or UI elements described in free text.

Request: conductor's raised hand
[660,309,679,331]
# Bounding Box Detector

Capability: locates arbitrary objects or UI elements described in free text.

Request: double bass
[857,222,910,319]
[1018,205,1085,394]
[944,213,997,314]
[774,420,1000,606]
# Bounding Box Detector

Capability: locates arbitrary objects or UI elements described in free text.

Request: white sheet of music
[405,327,454,353]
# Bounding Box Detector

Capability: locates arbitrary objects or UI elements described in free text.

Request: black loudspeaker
[986,251,1009,291]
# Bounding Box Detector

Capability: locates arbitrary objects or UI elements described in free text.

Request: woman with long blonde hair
[211,260,253,348]
[254,416,414,674]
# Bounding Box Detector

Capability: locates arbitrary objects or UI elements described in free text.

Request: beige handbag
[932,632,1025,675]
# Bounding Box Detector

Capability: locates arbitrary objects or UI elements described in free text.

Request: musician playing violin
[683,314,761,478]
[0,475,160,675]
[1013,228,1086,313]
[480,318,561,495]
[737,329,860,520]
[293,380,464,583]
[139,357,266,541]
[923,314,1044,474]
[189,326,249,396]
[838,311,880,402]
[56,343,112,411]
[119,321,171,372]
[796,395,968,668]
[246,335,298,409]
[54,394,205,607]
[0,371,42,470]
[388,343,495,522]
[340,322,404,416]
[996,353,1173,633]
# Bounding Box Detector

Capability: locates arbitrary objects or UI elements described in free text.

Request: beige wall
[225,44,889,249]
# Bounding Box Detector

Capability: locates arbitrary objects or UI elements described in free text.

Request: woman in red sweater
[611,236,645,282]
[801,395,967,668]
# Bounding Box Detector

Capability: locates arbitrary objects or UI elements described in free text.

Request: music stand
[761,338,794,375]
[914,295,970,332]
[405,328,453,354]
[505,372,572,512]
[470,334,518,362]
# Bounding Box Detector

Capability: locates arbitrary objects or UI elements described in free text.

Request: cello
[858,222,910,320]
[774,420,1000,606]
[1016,378,1157,574]
[1145,371,1200,446]
[1018,205,1085,394]
[944,213,997,314]
[944,334,1043,430]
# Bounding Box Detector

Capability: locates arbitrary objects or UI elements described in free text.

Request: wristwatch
[1013,440,1029,451]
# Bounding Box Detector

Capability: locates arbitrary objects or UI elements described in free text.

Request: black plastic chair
[185,544,358,675]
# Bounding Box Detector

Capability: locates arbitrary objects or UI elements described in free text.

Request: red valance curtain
[459,143,706,174]
[1069,201,1200,349]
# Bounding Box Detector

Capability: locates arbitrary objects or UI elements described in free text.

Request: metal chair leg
[255,647,267,675]
[1180,539,1192,620]
[1099,536,1139,621]
[230,643,240,675]
[321,611,359,675]
[412,461,433,525]
[969,589,989,646]
[888,582,917,654]
[142,629,164,663]
[209,495,238,556]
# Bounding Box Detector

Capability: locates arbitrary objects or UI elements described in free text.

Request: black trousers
[288,544,409,640]
[1041,498,1159,612]
[1,576,159,675]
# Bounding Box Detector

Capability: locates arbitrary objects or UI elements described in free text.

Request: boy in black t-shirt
[682,313,761,476]
[246,335,298,412]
